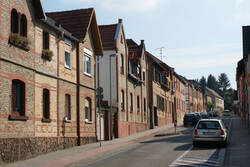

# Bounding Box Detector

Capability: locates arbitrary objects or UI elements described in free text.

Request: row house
[126,39,148,135]
[174,73,186,123]
[0,0,103,164]
[98,20,148,139]
[235,26,250,124]
[204,87,224,113]
[146,52,173,128]
[179,77,204,113]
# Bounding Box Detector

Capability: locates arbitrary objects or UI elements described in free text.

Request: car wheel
[222,140,227,147]
[193,141,199,147]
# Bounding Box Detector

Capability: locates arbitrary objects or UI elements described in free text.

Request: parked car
[192,119,227,147]
[183,113,199,126]
[200,112,208,119]
[208,110,219,117]
[223,110,231,116]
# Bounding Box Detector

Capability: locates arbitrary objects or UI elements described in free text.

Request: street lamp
[109,54,117,140]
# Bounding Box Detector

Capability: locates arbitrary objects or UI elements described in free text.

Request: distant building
[204,87,224,113]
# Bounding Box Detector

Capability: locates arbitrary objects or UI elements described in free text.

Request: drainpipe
[76,42,81,146]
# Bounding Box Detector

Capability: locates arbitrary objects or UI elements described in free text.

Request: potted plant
[42,49,54,61]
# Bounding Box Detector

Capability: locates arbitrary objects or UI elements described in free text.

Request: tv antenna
[155,47,165,60]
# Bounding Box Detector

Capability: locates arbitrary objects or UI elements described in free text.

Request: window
[65,94,71,120]
[11,9,18,34]
[20,15,27,37]
[137,96,140,111]
[85,98,92,121]
[121,90,125,111]
[65,51,71,69]
[130,93,133,113]
[157,95,165,111]
[11,79,25,115]
[120,35,123,44]
[43,89,50,120]
[84,55,92,75]
[120,54,124,74]
[43,31,49,50]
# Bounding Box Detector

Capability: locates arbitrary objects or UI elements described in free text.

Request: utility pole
[155,47,165,60]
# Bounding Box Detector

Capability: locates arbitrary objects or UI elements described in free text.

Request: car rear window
[197,121,221,129]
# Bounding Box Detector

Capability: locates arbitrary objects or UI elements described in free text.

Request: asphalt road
[70,116,232,167]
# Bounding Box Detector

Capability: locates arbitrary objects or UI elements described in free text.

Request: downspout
[56,36,60,145]
[76,42,81,146]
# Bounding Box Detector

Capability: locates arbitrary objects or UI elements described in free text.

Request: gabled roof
[146,51,173,72]
[205,87,223,100]
[46,8,103,55]
[126,39,138,47]
[99,24,118,49]
[126,39,146,60]
[32,0,45,19]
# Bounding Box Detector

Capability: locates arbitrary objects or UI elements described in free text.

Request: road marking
[169,146,193,167]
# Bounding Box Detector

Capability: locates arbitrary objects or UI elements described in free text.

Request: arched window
[11,9,18,34]
[20,14,27,37]
[120,90,125,111]
[65,94,71,120]
[43,89,50,119]
[85,98,92,121]
[130,93,133,113]
[12,79,25,115]
[120,54,124,74]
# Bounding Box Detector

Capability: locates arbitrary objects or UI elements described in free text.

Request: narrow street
[67,116,232,167]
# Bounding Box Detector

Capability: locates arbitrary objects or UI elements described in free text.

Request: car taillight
[221,129,225,135]
[194,129,198,135]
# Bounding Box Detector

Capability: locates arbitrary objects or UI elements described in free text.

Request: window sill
[9,37,30,52]
[64,65,72,70]
[8,115,28,121]
[84,72,92,78]
[64,119,72,123]
[85,120,93,124]
[41,118,52,123]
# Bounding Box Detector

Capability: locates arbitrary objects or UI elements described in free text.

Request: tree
[224,88,234,111]
[207,74,219,92]
[218,73,231,98]
[207,101,215,111]
[199,76,206,88]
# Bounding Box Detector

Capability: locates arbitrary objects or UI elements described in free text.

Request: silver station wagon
[192,119,227,147]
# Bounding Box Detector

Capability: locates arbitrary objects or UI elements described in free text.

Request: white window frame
[83,48,92,77]
[64,51,72,69]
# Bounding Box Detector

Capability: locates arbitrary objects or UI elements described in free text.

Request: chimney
[141,40,144,45]
[118,18,123,23]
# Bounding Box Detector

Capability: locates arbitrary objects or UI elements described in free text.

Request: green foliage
[42,49,54,61]
[218,73,231,98]
[9,33,30,46]
[207,74,219,92]
[207,101,215,111]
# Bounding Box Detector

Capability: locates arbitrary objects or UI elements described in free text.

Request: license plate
[203,132,215,135]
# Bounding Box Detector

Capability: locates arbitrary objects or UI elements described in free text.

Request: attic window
[120,35,123,44]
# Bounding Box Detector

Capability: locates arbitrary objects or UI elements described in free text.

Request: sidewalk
[224,116,250,167]
[3,124,183,167]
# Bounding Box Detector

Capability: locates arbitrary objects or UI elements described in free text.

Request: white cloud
[100,0,166,11]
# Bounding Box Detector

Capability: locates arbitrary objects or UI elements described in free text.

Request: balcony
[161,83,170,91]
[128,72,142,85]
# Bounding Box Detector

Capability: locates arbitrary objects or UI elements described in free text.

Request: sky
[41,0,250,89]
